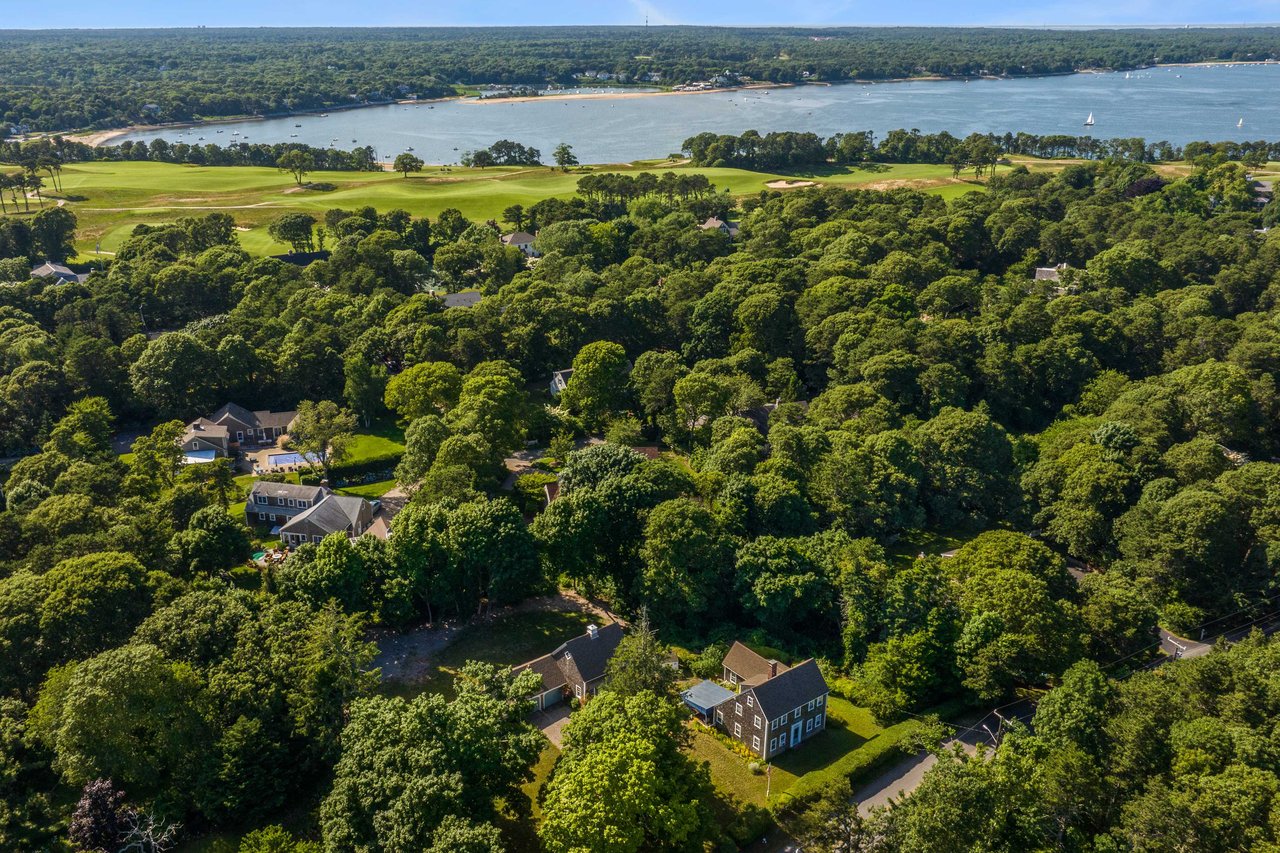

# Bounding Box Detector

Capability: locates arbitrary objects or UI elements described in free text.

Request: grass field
[688,696,885,808]
[41,159,1004,257]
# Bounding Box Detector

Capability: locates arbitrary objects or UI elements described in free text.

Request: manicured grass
[51,159,1007,257]
[687,696,885,808]
[344,430,405,463]
[385,609,595,700]
[337,478,397,498]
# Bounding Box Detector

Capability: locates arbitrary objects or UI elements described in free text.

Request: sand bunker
[765,179,816,189]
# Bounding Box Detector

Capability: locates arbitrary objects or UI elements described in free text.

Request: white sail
[1238,118,1244,128]
[1084,112,1095,126]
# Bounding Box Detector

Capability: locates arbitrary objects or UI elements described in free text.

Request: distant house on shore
[699,216,740,239]
[501,231,540,257]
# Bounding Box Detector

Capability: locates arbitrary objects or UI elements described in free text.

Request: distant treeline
[3,26,1280,133]
[683,129,1280,170]
[0,136,381,172]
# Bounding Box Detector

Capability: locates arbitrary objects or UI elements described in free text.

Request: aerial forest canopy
[3,25,1280,132]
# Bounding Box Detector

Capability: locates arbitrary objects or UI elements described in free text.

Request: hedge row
[772,718,924,816]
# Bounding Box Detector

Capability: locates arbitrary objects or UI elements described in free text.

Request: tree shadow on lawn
[771,715,869,778]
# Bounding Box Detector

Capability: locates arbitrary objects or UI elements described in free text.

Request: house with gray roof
[699,216,740,239]
[512,622,624,710]
[278,493,373,546]
[180,418,231,458]
[245,481,329,529]
[712,650,829,759]
[30,262,84,284]
[501,231,540,257]
[722,640,789,688]
[209,402,298,446]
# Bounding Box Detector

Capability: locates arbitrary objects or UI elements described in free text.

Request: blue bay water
[114,64,1280,164]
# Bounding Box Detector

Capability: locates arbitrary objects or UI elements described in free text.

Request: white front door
[790,721,804,747]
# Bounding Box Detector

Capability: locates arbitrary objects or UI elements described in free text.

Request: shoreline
[55,60,1280,148]
[464,82,792,105]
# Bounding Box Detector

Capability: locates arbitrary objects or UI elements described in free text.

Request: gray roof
[249,481,328,502]
[211,402,297,431]
[30,262,83,283]
[502,231,536,246]
[513,653,568,693]
[723,641,787,682]
[744,659,829,719]
[183,418,229,441]
[280,494,370,537]
[442,291,482,309]
[681,679,736,713]
[552,622,624,684]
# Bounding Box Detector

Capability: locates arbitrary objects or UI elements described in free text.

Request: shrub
[515,472,559,514]
[773,719,923,817]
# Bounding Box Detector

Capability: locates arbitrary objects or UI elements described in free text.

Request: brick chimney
[768,660,778,678]
[587,624,599,640]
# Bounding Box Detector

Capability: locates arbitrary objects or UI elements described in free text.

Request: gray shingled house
[246,481,329,528]
[208,402,298,446]
[278,493,373,546]
[712,644,830,759]
[512,622,624,710]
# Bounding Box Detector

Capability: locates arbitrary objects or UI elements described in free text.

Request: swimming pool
[267,452,316,467]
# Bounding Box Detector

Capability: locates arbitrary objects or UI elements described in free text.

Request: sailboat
[1084,112,1095,127]
[1238,118,1244,129]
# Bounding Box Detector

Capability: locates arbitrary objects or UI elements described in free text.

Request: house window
[752,736,760,752]
[256,495,267,504]
[574,684,582,698]
[728,673,737,684]
[806,718,814,732]
[793,706,803,720]
[257,513,266,521]
[816,695,824,706]
[313,535,322,543]
[746,695,753,708]
[236,431,244,441]
[734,723,741,737]
[815,713,824,728]
[287,498,295,507]
[807,699,815,711]
[754,715,761,728]
[715,710,723,724]
[735,704,742,716]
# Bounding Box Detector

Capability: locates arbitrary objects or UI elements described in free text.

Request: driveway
[530,703,572,748]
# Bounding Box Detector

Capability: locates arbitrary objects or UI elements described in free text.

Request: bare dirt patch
[371,590,617,685]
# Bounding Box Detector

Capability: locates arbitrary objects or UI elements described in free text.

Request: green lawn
[337,478,397,498]
[381,609,595,700]
[687,696,885,808]
[344,425,405,463]
[52,159,1005,257]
